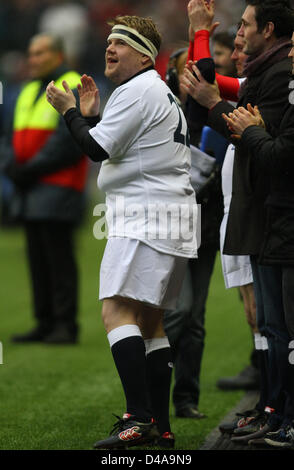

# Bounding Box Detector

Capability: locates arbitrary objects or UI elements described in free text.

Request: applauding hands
[222,104,265,139]
[46,74,100,117]
[188,0,220,37]
[77,74,100,117]
[180,60,221,110]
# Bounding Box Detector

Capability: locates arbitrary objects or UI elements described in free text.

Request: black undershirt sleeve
[63,108,109,162]
[84,114,101,127]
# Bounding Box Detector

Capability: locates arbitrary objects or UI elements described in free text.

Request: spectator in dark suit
[222,70,294,446]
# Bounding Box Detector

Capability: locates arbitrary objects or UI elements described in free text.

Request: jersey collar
[119,65,154,86]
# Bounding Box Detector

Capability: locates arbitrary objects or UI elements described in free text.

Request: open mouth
[107,57,118,64]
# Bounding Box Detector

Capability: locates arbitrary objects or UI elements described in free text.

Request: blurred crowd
[0,0,246,96]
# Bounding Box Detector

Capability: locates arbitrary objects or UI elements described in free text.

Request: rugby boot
[155,431,175,448]
[93,413,160,449]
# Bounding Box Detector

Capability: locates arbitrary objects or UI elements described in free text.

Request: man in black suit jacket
[182,0,294,444]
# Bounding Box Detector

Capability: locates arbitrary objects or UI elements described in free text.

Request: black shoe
[216,365,260,391]
[219,408,260,434]
[155,432,175,448]
[176,406,206,419]
[231,412,279,444]
[93,413,160,449]
[11,326,51,343]
[231,422,279,444]
[232,411,269,437]
[43,326,77,344]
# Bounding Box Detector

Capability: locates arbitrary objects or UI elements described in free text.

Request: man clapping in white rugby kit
[46,15,198,449]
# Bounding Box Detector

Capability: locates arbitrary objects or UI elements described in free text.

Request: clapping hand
[46,80,76,115]
[180,60,221,109]
[188,0,220,35]
[222,104,265,139]
[77,74,100,117]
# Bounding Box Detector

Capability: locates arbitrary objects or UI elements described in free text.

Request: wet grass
[0,215,251,450]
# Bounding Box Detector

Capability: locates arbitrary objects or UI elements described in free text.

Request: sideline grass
[0,216,251,450]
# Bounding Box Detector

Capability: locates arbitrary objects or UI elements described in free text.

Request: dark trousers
[24,220,78,335]
[163,244,217,411]
[251,259,294,424]
[283,267,294,340]
[282,267,294,425]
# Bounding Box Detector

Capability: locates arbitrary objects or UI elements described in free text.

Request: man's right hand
[181,61,221,109]
[188,0,219,34]
[78,74,100,118]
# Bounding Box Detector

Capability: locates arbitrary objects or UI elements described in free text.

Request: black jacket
[208,52,291,256]
[241,102,294,265]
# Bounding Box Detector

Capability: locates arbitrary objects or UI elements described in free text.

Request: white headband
[107,24,158,64]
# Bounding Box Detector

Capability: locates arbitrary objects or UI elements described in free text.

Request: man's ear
[264,21,275,40]
[141,54,152,66]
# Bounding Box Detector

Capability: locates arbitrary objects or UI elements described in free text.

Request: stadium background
[0,0,257,450]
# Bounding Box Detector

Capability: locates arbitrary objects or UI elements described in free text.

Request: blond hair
[107,15,161,54]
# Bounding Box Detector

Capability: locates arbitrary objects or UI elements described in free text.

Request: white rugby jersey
[89,69,197,258]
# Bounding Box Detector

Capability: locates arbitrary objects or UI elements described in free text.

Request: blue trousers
[251,258,294,424]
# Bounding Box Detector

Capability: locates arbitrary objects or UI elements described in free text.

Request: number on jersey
[168,93,190,148]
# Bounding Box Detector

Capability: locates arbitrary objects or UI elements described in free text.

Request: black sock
[146,345,173,434]
[111,336,152,422]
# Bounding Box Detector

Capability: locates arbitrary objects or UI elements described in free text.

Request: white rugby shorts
[99,237,187,310]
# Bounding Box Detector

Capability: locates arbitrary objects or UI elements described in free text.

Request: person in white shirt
[46,15,198,450]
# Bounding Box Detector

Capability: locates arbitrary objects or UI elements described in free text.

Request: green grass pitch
[0,211,252,450]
